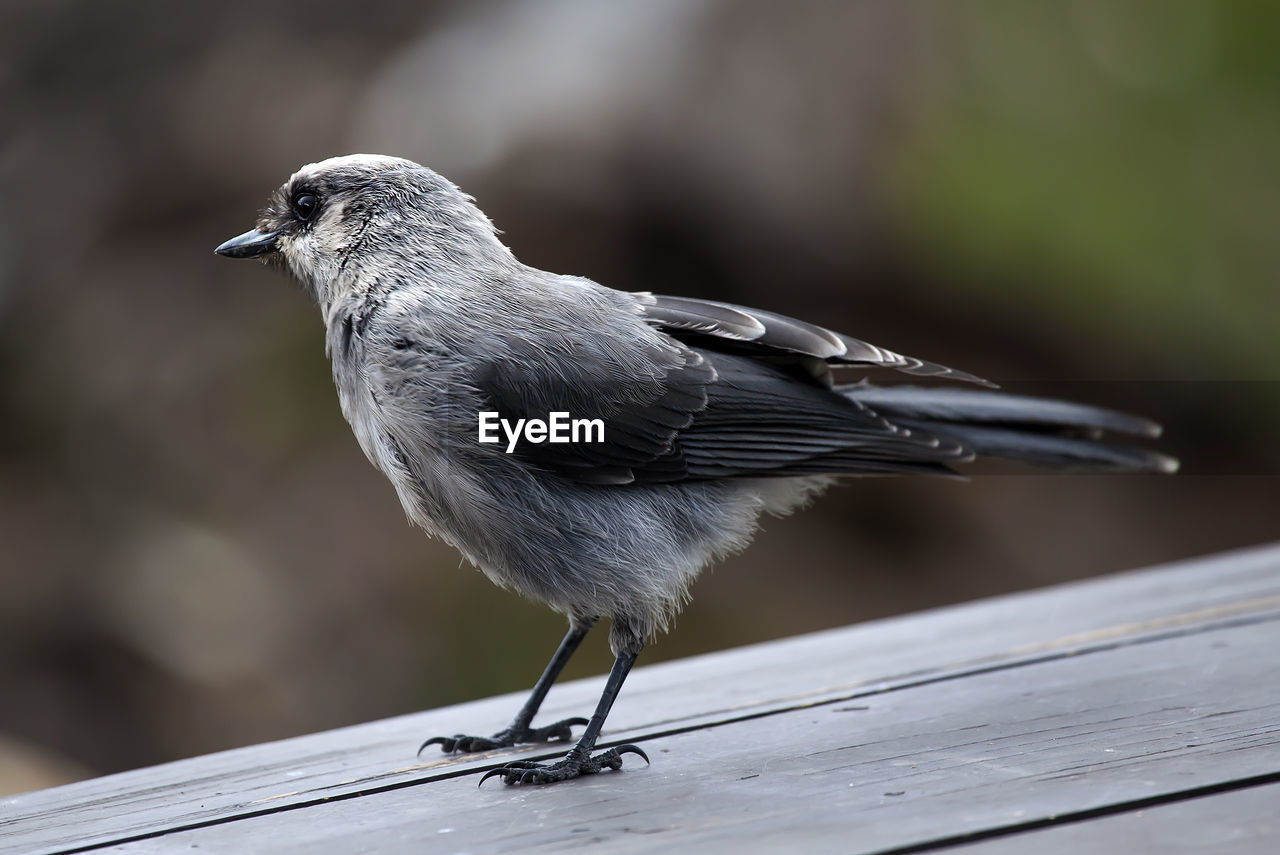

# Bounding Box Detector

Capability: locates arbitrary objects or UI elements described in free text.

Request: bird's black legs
[479,645,648,785]
[420,622,594,755]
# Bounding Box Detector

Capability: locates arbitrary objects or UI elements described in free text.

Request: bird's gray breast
[325,294,488,532]
[327,310,394,476]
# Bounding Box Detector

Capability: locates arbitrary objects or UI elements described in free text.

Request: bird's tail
[838,384,1179,474]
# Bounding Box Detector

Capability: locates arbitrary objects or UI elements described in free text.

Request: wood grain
[91,619,1280,854]
[3,542,1279,854]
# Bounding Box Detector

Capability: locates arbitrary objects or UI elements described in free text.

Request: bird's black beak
[214,228,281,259]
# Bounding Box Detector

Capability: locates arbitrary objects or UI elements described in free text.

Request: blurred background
[2,0,1278,795]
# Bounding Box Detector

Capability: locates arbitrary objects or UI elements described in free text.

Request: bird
[215,154,1177,786]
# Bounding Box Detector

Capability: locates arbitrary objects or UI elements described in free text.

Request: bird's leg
[479,644,648,785]
[420,620,594,755]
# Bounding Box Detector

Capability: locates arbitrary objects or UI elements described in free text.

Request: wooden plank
[91,619,1280,854]
[3,543,1279,854]
[948,782,1280,855]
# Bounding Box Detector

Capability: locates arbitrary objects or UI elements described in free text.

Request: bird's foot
[418,717,589,755]
[479,744,649,786]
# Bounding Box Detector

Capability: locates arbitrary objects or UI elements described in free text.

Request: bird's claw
[478,744,649,786]
[419,733,501,754]
[418,717,590,756]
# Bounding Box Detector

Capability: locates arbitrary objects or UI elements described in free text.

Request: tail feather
[839,384,1178,474]
[845,385,1162,437]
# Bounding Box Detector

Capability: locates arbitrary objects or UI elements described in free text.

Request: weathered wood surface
[945,783,1280,855]
[3,542,1279,854]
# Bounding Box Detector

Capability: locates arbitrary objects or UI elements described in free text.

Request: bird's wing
[633,292,994,387]
[470,331,714,485]
[672,351,971,480]
[473,335,971,485]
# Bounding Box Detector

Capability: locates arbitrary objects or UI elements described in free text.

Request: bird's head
[215,154,507,305]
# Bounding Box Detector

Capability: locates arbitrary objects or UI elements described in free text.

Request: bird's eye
[291,192,319,222]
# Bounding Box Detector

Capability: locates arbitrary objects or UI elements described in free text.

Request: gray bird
[216,154,1176,786]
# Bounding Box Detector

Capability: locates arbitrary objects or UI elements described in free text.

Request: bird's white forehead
[290,153,420,184]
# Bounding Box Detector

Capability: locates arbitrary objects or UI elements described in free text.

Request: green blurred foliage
[893,0,1280,378]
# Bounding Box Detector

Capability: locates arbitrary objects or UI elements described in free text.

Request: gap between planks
[864,770,1280,855]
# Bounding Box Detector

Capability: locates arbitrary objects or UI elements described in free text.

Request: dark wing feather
[679,352,973,479]
[472,336,712,485]
[475,338,973,485]
[634,292,995,387]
